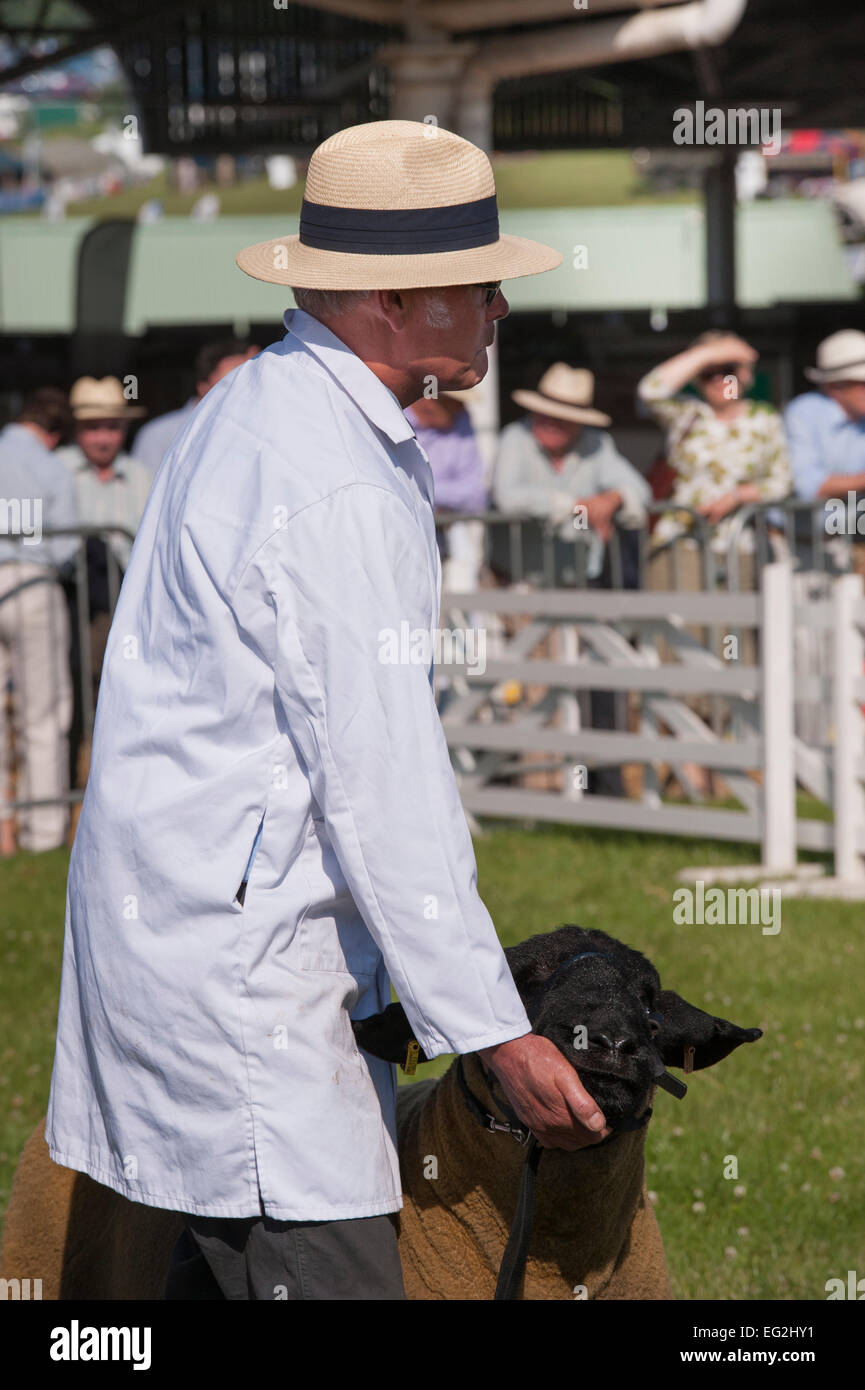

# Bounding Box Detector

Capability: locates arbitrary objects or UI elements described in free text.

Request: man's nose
[491,290,509,321]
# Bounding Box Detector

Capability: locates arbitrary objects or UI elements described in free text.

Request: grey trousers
[164,1211,406,1301]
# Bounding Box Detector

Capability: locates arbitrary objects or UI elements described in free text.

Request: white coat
[45,307,531,1220]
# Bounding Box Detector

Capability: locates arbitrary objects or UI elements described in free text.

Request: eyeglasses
[477,281,502,307]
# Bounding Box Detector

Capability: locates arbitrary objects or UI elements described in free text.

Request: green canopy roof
[0,200,855,336]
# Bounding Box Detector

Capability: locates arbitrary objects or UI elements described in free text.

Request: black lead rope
[494,1136,543,1300]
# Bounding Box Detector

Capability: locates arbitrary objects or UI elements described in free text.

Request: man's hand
[575,489,622,543]
[817,470,865,500]
[477,1032,611,1150]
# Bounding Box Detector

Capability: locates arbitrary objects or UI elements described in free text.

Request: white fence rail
[438,562,861,882]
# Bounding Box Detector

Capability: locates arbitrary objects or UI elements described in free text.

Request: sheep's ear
[352,1003,430,1065]
[654,990,762,1071]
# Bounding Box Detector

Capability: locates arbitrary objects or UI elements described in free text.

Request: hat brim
[235,232,562,289]
[72,406,146,419]
[511,388,611,428]
[804,364,865,384]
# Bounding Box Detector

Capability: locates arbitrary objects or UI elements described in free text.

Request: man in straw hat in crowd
[46,119,612,1301]
[784,330,865,745]
[58,376,151,574]
[785,329,865,575]
[493,365,650,797]
[493,362,650,584]
[56,377,152,785]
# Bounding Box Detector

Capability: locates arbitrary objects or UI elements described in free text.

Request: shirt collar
[821,392,863,430]
[70,445,128,479]
[283,307,416,446]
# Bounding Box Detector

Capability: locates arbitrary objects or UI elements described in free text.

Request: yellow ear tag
[683,1045,695,1075]
[401,1041,420,1076]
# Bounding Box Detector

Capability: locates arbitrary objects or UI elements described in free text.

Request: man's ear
[654,989,762,1070]
[352,1002,429,1065]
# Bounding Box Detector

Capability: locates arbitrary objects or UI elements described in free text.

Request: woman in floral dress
[638,334,793,794]
[638,331,792,591]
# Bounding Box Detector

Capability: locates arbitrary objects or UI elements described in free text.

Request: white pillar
[761,562,796,872]
[454,68,494,153]
[383,42,469,131]
[832,571,865,882]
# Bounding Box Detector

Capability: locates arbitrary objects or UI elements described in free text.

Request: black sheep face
[353,924,762,1130]
[506,926,762,1126]
[526,949,664,1125]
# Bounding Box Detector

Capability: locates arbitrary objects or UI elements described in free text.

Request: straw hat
[804,330,865,384]
[511,363,611,428]
[235,119,562,290]
[69,377,146,420]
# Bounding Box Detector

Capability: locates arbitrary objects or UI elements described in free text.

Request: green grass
[1,824,861,1300]
[491,150,698,209]
[0,849,70,1223]
[55,150,698,220]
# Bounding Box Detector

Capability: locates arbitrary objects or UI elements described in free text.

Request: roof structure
[0,1,859,156]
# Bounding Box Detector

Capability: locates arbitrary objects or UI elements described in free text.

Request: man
[45,119,611,1302]
[131,337,259,473]
[493,364,650,795]
[57,376,152,572]
[57,377,153,786]
[785,330,865,567]
[0,387,77,854]
[785,330,865,741]
[493,362,651,585]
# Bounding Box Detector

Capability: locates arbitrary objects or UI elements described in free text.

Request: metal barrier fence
[434,498,854,763]
[434,497,856,593]
[3,503,860,870]
[1,527,133,845]
[435,564,865,881]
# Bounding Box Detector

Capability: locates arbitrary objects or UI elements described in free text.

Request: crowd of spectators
[2,327,865,852]
[0,339,256,855]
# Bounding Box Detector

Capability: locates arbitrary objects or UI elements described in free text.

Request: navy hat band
[299,194,499,254]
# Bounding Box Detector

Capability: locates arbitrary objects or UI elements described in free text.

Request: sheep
[0,924,761,1299]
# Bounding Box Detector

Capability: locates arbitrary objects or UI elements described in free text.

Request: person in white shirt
[493,362,650,584]
[45,119,611,1302]
[0,388,78,854]
[57,376,152,571]
[56,377,153,785]
[131,337,259,473]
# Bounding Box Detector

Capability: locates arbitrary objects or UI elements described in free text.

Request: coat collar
[283,306,416,446]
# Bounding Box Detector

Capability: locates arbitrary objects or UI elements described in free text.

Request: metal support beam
[704,147,737,321]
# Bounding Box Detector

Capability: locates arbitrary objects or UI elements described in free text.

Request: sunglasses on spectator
[477,281,502,306]
[697,362,742,381]
[78,420,126,432]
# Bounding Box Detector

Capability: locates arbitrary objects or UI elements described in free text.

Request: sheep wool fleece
[394,1055,673,1300]
[2,1064,673,1302]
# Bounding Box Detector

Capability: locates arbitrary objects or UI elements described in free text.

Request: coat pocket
[235,812,265,908]
[298,816,380,979]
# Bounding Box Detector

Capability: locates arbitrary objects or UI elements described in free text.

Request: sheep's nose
[590,1031,637,1054]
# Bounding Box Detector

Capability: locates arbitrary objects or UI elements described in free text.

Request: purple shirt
[405,405,488,513]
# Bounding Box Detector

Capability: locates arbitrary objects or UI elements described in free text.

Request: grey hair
[291,285,453,329]
[290,287,372,318]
